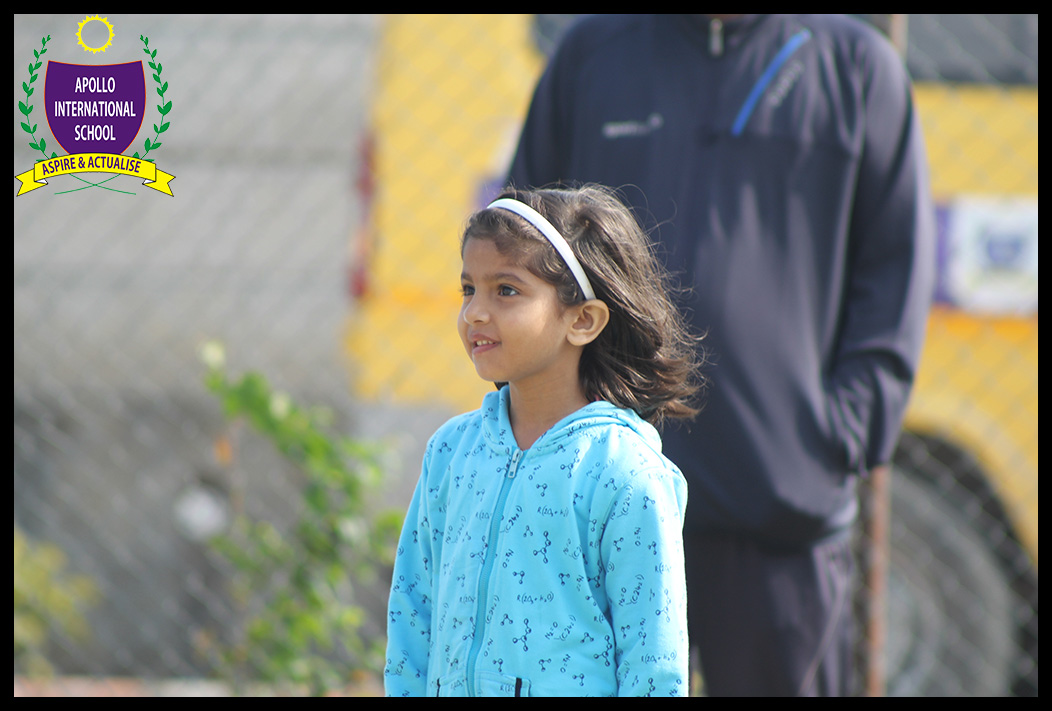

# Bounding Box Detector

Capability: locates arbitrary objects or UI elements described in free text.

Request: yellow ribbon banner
[16,152,175,196]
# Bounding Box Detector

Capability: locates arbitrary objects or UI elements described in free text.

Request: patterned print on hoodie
[385,386,689,697]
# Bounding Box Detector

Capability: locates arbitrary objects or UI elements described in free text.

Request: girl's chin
[472,365,504,383]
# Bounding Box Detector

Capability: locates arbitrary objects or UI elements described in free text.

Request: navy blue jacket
[508,14,935,547]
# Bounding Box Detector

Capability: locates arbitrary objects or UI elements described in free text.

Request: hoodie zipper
[465,448,523,697]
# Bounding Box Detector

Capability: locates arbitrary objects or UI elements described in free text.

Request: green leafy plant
[136,34,172,162]
[19,35,54,162]
[200,341,402,696]
[14,525,99,677]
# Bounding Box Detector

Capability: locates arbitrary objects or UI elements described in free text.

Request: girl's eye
[460,284,475,296]
[498,285,519,297]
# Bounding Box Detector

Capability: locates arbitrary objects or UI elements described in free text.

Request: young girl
[384,185,703,697]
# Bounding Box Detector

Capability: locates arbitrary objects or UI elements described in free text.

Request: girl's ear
[566,299,610,347]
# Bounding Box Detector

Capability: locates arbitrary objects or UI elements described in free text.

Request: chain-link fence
[14,14,1037,697]
[14,13,395,694]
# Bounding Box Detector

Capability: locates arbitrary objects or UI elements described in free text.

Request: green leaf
[19,101,30,116]
[199,349,394,690]
[39,138,45,152]
[150,141,162,151]
[20,122,31,133]
[158,121,170,133]
[158,101,172,115]
[160,81,168,94]
[30,74,39,84]
[29,141,39,151]
[144,138,152,151]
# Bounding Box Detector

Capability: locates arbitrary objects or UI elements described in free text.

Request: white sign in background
[944,196,1039,316]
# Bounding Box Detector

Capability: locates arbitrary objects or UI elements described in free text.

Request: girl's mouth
[472,338,499,355]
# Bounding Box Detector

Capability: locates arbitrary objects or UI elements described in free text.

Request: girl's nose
[462,295,488,324]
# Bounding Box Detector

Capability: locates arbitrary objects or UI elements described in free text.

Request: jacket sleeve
[600,468,690,697]
[827,32,936,473]
[383,445,436,696]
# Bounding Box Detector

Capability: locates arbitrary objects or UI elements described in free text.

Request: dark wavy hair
[461,184,705,425]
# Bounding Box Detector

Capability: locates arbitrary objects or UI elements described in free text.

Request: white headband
[486,198,596,301]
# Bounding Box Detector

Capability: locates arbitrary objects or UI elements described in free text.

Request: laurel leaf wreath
[19,33,173,164]
[136,35,172,162]
[19,35,55,162]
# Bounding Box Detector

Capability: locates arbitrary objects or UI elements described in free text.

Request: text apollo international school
[51,76,135,142]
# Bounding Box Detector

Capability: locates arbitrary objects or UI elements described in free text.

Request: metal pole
[860,464,891,696]
[853,17,906,696]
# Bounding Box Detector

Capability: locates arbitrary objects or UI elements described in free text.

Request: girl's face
[459,237,582,392]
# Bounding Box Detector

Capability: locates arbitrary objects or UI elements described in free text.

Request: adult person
[506,14,935,696]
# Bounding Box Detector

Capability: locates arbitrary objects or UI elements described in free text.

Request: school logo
[16,16,175,196]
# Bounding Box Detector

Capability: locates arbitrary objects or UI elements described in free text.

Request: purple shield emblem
[45,61,146,155]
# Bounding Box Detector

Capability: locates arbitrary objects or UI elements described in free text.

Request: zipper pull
[508,450,522,478]
[709,17,724,56]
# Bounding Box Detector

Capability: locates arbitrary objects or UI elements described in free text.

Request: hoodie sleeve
[827,29,936,474]
[600,467,690,697]
[383,444,436,697]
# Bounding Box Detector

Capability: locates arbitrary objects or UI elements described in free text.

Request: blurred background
[13,14,1037,696]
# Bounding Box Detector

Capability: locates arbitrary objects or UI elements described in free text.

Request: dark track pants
[685,530,855,696]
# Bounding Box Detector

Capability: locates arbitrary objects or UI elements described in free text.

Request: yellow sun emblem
[76,15,115,54]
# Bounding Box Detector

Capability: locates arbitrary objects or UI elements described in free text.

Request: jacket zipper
[465,448,523,697]
[709,17,724,56]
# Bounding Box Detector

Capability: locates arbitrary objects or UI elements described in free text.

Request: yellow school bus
[344,15,1037,696]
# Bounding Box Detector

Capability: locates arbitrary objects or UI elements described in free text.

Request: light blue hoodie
[384,386,689,697]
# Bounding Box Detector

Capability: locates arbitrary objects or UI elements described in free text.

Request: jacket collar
[479,385,663,457]
[680,14,769,55]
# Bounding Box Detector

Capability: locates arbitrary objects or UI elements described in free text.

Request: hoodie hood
[479,385,664,459]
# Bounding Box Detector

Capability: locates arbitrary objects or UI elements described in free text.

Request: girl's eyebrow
[461,270,528,284]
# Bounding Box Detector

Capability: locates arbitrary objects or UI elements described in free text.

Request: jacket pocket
[436,671,530,697]
[479,671,530,697]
